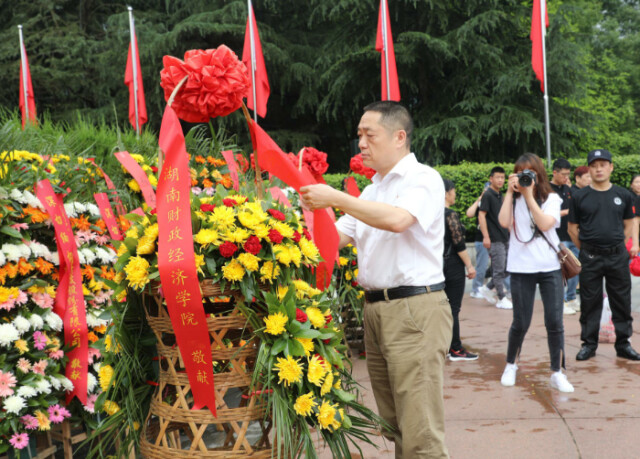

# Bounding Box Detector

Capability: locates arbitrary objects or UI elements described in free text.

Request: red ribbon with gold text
[220,150,240,191]
[114,151,157,209]
[157,105,216,415]
[36,180,88,404]
[93,193,124,241]
[86,159,127,216]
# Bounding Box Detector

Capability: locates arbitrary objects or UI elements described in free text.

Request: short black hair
[443,179,455,192]
[552,158,572,171]
[363,101,413,150]
[490,166,505,177]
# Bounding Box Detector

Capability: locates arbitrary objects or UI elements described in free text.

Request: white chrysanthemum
[74,202,87,214]
[12,316,31,334]
[51,252,60,266]
[28,314,44,331]
[85,311,108,329]
[87,373,97,392]
[77,251,86,264]
[3,395,26,414]
[63,203,78,218]
[86,203,100,217]
[23,190,41,208]
[17,385,38,399]
[2,243,29,262]
[93,363,102,373]
[28,241,53,261]
[61,377,74,392]
[0,251,5,266]
[10,188,27,204]
[43,312,63,332]
[81,248,96,264]
[95,248,116,264]
[0,323,20,347]
[49,375,62,390]
[35,378,52,395]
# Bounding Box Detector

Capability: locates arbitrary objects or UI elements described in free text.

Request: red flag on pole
[531,0,549,92]
[242,1,270,118]
[376,0,400,101]
[18,30,37,129]
[125,33,147,130]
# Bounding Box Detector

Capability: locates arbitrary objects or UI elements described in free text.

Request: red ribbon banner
[268,187,292,208]
[114,151,157,210]
[157,105,217,416]
[345,176,361,197]
[93,193,124,241]
[220,150,240,191]
[36,180,88,404]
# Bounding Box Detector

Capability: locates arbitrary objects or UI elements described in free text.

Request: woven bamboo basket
[139,280,271,458]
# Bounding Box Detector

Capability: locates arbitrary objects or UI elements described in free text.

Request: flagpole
[248,0,258,124]
[128,6,140,138]
[381,0,391,101]
[540,0,551,167]
[18,25,29,124]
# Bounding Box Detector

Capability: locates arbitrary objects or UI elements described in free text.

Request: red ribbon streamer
[345,176,361,197]
[36,180,88,405]
[93,193,124,241]
[268,187,291,208]
[86,159,127,216]
[220,150,240,191]
[114,151,157,209]
[157,105,217,416]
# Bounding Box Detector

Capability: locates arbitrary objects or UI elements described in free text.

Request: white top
[506,193,562,273]
[336,153,445,289]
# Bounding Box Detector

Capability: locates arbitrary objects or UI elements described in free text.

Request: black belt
[581,242,624,256]
[365,283,446,303]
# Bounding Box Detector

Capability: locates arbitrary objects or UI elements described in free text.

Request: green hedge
[326,155,640,240]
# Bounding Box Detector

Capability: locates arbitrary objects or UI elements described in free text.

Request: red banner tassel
[93,193,124,241]
[114,151,157,209]
[86,158,127,216]
[36,180,89,405]
[220,149,240,191]
[157,105,217,416]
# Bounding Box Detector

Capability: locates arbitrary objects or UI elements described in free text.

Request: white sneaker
[563,303,577,315]
[479,285,497,304]
[566,299,580,312]
[470,291,483,299]
[550,371,574,393]
[496,297,513,309]
[501,363,518,386]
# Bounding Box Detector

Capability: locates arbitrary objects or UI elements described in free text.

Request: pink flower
[95,234,110,245]
[33,331,47,350]
[48,404,71,423]
[9,433,29,450]
[84,393,98,413]
[32,293,54,309]
[48,350,64,360]
[16,358,31,373]
[88,347,102,364]
[21,415,39,430]
[14,291,28,306]
[32,359,48,375]
[0,299,16,312]
[0,370,17,397]
[10,223,29,231]
[75,230,95,243]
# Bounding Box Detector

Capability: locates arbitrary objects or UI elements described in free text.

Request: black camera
[517,169,536,187]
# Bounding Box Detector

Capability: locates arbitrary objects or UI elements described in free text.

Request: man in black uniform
[568,149,640,361]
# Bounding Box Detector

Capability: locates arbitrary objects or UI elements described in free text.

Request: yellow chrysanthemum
[115,289,127,302]
[136,235,156,255]
[321,370,334,396]
[227,194,248,205]
[35,410,51,431]
[124,256,150,290]
[148,174,158,187]
[0,286,19,303]
[294,392,317,417]
[353,269,359,277]
[194,228,220,247]
[210,206,236,229]
[300,237,320,263]
[103,400,121,416]
[288,245,302,267]
[333,372,342,389]
[317,400,341,431]
[351,246,357,255]
[356,290,364,299]
[130,153,145,164]
[345,271,352,281]
[274,355,303,387]
[264,312,289,336]
[276,285,288,301]
[296,338,314,357]
[14,339,28,354]
[306,307,326,329]
[99,364,115,392]
[116,243,129,257]
[144,223,159,241]
[237,252,259,272]
[221,227,250,244]
[292,279,311,299]
[128,179,141,192]
[307,354,329,386]
[237,210,261,229]
[338,257,349,267]
[272,221,294,238]
[253,223,271,239]
[125,226,139,239]
[259,261,280,283]
[104,335,122,354]
[195,253,206,275]
[273,244,292,266]
[222,259,245,282]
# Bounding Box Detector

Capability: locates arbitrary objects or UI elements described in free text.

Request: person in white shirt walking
[497,153,574,393]
[301,101,452,459]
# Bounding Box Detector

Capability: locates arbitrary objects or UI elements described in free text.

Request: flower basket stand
[139,281,272,458]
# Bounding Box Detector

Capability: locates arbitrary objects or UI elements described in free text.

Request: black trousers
[444,257,466,351]
[579,244,633,349]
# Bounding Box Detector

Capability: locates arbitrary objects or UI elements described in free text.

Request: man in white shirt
[301,101,452,459]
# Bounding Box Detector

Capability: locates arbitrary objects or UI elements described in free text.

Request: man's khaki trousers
[364,290,452,459]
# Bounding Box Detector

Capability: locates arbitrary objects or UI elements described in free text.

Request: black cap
[587,149,612,165]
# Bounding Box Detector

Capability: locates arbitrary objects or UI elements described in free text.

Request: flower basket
[138,280,271,458]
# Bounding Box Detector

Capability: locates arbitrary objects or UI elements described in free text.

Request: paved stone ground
[317,290,640,459]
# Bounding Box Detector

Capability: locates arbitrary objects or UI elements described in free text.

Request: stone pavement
[318,292,640,459]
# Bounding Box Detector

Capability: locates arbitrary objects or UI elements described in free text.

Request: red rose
[200,203,216,212]
[244,236,262,255]
[223,198,237,207]
[268,229,283,244]
[150,209,157,215]
[288,147,329,177]
[160,45,250,122]
[351,281,358,287]
[296,308,308,323]
[268,209,286,221]
[219,241,238,258]
[235,153,249,173]
[351,260,357,266]
[302,228,312,241]
[150,166,158,173]
[292,231,301,243]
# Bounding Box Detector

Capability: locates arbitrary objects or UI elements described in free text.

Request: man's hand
[631,244,639,258]
[300,184,339,211]
[466,265,476,279]
[483,236,491,249]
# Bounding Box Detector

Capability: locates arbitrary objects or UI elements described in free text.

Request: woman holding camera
[498,153,574,392]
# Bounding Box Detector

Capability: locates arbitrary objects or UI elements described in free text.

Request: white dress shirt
[336,153,445,290]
